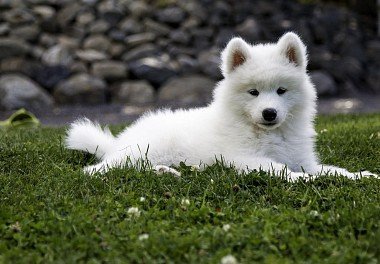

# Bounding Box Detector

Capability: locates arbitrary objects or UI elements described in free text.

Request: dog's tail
[65,118,116,159]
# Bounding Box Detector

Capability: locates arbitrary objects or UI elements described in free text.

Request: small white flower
[210,179,214,184]
[139,197,146,202]
[220,254,238,264]
[369,132,380,139]
[10,221,21,232]
[190,164,200,171]
[320,129,328,133]
[222,224,231,232]
[127,207,141,218]
[309,210,319,217]
[181,198,190,206]
[138,233,149,240]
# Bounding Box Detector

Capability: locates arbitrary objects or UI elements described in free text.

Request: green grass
[0,114,379,263]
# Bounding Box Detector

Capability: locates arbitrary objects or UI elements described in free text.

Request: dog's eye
[248,89,259,96]
[277,87,287,95]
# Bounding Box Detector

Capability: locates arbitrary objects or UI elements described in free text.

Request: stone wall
[0,0,379,111]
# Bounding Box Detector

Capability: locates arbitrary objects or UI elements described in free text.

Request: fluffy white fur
[66,32,375,181]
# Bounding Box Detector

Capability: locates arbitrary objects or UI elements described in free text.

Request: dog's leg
[315,165,378,179]
[83,155,126,175]
[224,155,317,181]
[226,156,284,173]
[83,161,111,175]
[154,165,181,177]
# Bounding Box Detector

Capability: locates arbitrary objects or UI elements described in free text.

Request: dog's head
[215,32,316,130]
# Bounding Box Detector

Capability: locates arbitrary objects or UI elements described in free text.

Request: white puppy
[66,32,375,181]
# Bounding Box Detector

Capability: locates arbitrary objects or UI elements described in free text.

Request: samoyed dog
[66,32,375,181]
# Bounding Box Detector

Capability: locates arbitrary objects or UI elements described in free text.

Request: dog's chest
[253,133,294,161]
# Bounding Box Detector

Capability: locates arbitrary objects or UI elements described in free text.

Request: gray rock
[11,24,39,41]
[366,41,380,64]
[0,0,12,8]
[129,55,177,86]
[156,7,186,25]
[97,1,124,26]
[89,20,110,34]
[143,18,171,36]
[119,18,143,34]
[33,65,71,91]
[0,23,10,35]
[0,58,42,79]
[113,80,155,104]
[236,18,262,42]
[101,10,124,27]
[177,54,199,74]
[57,3,81,28]
[108,29,125,41]
[192,28,213,40]
[341,80,359,96]
[76,49,109,62]
[157,38,170,49]
[308,46,333,71]
[330,57,363,86]
[39,33,57,47]
[0,57,28,73]
[4,8,36,25]
[170,29,190,44]
[215,28,236,47]
[310,71,337,96]
[128,1,151,19]
[70,61,88,73]
[83,34,111,52]
[76,11,95,26]
[179,2,207,22]
[198,48,222,80]
[33,5,56,20]
[0,74,54,110]
[110,43,126,57]
[42,44,73,66]
[82,0,97,5]
[158,75,215,105]
[30,46,44,59]
[0,37,30,60]
[122,43,158,62]
[54,73,106,104]
[182,16,201,30]
[209,1,230,27]
[124,33,156,48]
[91,60,128,81]
[336,35,366,63]
[342,57,363,84]
[192,28,213,49]
[167,45,197,57]
[66,25,86,39]
[57,35,80,49]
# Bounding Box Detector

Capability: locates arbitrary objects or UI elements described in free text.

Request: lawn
[0,114,379,263]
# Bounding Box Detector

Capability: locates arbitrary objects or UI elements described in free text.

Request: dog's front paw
[354,171,379,179]
[154,165,181,177]
[317,166,357,179]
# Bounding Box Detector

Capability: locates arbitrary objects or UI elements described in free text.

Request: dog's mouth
[256,121,280,130]
[260,122,277,127]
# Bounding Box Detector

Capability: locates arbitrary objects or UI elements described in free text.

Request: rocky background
[0,0,379,113]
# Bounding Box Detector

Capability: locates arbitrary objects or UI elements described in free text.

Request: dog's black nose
[262,108,277,122]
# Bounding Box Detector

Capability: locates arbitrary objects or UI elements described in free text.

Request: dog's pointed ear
[277,32,307,69]
[221,37,251,76]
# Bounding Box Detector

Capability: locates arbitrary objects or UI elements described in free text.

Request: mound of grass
[0,114,379,263]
